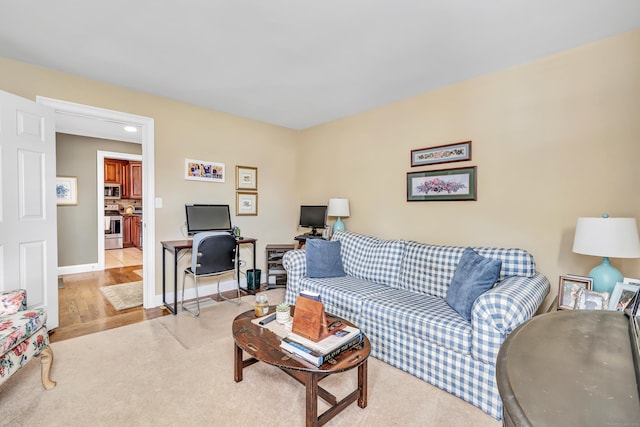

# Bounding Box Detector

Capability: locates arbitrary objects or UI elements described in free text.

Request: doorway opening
[37,97,159,341]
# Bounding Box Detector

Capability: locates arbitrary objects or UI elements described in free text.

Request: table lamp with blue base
[572,215,640,294]
[328,198,350,234]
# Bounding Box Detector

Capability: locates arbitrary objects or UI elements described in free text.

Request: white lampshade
[572,216,640,258]
[328,198,350,218]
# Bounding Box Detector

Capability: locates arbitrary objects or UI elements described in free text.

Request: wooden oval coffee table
[232,307,370,427]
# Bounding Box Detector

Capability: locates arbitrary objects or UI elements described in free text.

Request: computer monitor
[298,205,327,236]
[185,204,232,236]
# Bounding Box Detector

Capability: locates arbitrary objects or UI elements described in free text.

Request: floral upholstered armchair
[0,289,56,389]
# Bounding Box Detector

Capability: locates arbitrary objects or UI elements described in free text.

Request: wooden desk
[161,237,257,315]
[497,310,640,426]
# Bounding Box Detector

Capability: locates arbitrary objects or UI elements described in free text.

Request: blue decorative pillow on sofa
[445,247,502,321]
[306,239,345,278]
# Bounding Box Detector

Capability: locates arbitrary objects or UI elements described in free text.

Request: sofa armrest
[0,289,27,316]
[282,249,307,305]
[470,273,550,363]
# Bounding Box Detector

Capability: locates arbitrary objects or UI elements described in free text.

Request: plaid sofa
[283,231,550,420]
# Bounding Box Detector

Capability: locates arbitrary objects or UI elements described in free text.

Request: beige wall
[298,30,640,309]
[2,30,639,307]
[56,134,142,266]
[0,57,299,295]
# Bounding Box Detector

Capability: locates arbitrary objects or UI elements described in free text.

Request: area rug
[0,286,499,427]
[99,281,143,311]
[133,269,143,278]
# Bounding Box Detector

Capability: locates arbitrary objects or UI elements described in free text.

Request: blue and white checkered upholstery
[331,231,406,287]
[282,231,550,421]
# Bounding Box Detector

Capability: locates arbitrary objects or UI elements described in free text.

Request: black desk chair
[181,232,241,316]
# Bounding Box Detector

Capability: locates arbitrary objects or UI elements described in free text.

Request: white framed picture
[56,176,78,205]
[609,282,640,311]
[184,158,225,183]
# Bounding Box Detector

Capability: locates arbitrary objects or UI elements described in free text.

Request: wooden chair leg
[37,346,56,390]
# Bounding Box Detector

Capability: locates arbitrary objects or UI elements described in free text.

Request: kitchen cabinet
[122,161,142,200]
[123,216,134,247]
[123,215,142,248]
[104,159,124,184]
[132,216,142,248]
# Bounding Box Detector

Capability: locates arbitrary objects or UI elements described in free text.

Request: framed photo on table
[574,288,610,310]
[557,275,592,310]
[609,282,640,311]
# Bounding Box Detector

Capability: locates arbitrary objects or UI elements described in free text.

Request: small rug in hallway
[133,269,143,277]
[99,281,143,311]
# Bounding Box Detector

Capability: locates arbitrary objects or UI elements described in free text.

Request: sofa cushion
[299,275,390,324]
[446,248,502,321]
[332,231,405,287]
[360,288,473,355]
[306,239,345,278]
[399,242,536,298]
[0,308,47,354]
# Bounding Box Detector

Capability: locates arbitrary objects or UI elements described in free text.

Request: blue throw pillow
[306,239,345,278]
[445,247,502,321]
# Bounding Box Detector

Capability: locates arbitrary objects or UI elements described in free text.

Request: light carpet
[0,288,500,426]
[99,281,143,311]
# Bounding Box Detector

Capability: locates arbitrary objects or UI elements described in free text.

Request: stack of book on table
[280,325,363,366]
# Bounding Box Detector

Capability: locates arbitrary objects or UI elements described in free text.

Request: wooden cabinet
[121,161,142,200]
[129,161,142,200]
[132,216,142,248]
[104,159,124,184]
[123,215,142,248]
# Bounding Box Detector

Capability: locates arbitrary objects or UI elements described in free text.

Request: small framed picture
[609,282,640,311]
[236,165,258,191]
[236,192,258,216]
[624,277,640,286]
[557,275,593,310]
[574,288,610,310]
[56,176,78,205]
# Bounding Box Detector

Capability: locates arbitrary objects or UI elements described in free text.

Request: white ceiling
[1,1,639,130]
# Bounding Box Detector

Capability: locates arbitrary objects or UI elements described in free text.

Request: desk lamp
[328,198,350,233]
[572,214,640,294]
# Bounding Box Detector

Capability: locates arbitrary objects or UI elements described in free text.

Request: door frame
[98,150,142,269]
[36,97,157,309]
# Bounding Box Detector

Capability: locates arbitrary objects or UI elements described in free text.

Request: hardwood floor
[52,262,254,343]
[51,265,168,343]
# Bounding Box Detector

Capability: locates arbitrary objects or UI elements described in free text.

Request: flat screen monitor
[298,205,327,236]
[185,204,232,236]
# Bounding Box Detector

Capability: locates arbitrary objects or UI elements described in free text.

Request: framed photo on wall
[56,176,78,205]
[236,192,258,216]
[184,158,225,183]
[236,165,258,191]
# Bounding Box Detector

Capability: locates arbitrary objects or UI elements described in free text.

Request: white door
[0,90,58,329]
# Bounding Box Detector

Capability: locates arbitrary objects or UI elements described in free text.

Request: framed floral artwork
[407,166,477,202]
[411,141,472,167]
[56,176,78,205]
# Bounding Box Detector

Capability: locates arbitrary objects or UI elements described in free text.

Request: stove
[104,204,123,249]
